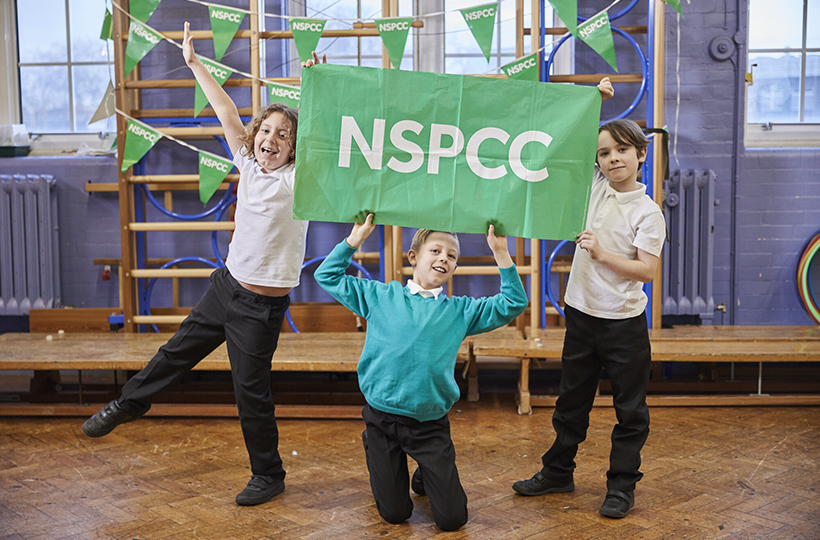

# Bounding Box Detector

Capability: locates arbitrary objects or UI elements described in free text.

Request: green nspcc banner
[294,64,600,240]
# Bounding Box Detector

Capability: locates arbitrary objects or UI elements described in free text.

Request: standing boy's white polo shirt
[564,170,665,320]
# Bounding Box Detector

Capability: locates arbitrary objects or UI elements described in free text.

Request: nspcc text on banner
[294,65,601,241]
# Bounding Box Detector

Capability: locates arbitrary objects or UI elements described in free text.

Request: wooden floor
[1,395,819,539]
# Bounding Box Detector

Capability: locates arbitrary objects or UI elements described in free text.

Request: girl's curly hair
[237,102,299,161]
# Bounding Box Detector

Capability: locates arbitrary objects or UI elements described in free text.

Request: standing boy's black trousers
[118,266,290,481]
[361,404,468,531]
[540,305,652,492]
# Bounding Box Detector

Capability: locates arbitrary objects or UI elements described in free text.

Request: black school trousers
[361,404,468,531]
[540,305,652,493]
[118,265,290,481]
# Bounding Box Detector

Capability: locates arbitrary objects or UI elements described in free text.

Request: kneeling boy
[315,214,527,531]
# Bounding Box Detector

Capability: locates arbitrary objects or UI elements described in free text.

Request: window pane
[73,64,115,132]
[748,0,803,50]
[498,0,516,55]
[20,66,71,132]
[446,55,497,75]
[808,0,820,48]
[804,53,820,122]
[69,0,110,62]
[17,0,67,63]
[747,53,801,123]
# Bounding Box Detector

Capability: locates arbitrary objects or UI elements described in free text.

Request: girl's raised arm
[183,21,245,157]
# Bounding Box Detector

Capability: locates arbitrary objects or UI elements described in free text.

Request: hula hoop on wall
[286,257,375,333]
[797,230,820,324]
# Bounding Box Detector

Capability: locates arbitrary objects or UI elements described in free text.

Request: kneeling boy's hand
[346,213,376,250]
[487,224,514,268]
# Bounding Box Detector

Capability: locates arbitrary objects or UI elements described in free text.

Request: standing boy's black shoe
[235,475,285,506]
[598,489,634,519]
[411,468,426,496]
[82,400,142,437]
[512,472,574,496]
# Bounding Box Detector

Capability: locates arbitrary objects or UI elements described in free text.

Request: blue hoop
[144,257,221,332]
[545,27,648,122]
[286,256,374,333]
[542,240,573,321]
[140,129,235,221]
[211,195,237,267]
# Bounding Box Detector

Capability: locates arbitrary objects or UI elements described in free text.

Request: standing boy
[315,214,528,531]
[513,118,665,519]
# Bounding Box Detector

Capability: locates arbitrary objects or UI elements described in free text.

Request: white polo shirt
[225,150,309,288]
[564,170,665,319]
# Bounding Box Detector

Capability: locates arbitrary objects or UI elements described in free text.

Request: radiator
[0,174,61,315]
[662,169,716,323]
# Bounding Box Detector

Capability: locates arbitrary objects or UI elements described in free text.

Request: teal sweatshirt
[315,240,528,422]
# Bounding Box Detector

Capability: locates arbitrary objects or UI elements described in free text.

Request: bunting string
[115,106,228,163]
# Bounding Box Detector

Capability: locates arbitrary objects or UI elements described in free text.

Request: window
[746,0,820,146]
[295,0,415,69]
[16,0,115,134]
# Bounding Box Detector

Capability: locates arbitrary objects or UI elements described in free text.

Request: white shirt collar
[406,279,443,299]
[604,180,647,203]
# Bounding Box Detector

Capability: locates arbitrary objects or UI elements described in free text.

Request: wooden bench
[472,326,820,413]
[0,331,471,418]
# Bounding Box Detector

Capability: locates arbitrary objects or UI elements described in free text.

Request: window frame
[745,0,820,148]
[15,0,115,136]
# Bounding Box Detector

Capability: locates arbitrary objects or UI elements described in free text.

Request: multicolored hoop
[797,230,820,324]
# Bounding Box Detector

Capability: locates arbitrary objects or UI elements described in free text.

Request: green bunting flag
[100,9,113,40]
[460,2,499,62]
[121,119,162,172]
[294,64,601,240]
[269,82,300,109]
[665,0,684,17]
[577,11,618,72]
[199,152,234,205]
[376,17,413,69]
[290,18,326,63]
[502,52,539,81]
[130,0,161,23]
[209,5,246,61]
[548,0,578,35]
[124,20,162,77]
[194,57,233,117]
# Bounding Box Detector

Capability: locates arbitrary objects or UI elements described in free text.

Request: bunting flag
[294,64,601,240]
[88,81,116,125]
[290,18,327,63]
[268,82,300,109]
[460,2,498,62]
[194,57,234,116]
[665,0,684,17]
[577,11,618,72]
[100,9,113,40]
[548,0,578,35]
[121,119,162,172]
[502,52,539,81]
[124,20,162,77]
[130,0,161,23]
[376,17,413,69]
[209,5,246,61]
[199,152,234,205]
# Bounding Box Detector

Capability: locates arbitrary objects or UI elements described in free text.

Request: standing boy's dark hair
[598,119,649,159]
[238,102,299,161]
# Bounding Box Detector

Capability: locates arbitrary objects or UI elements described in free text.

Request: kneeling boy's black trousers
[541,305,652,492]
[118,266,290,481]
[361,404,468,531]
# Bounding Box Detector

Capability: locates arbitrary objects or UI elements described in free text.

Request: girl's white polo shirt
[225,151,309,289]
